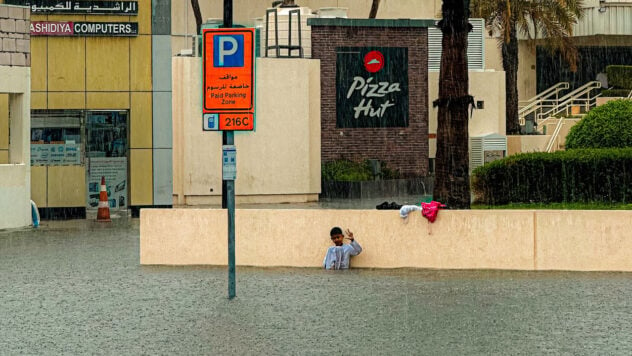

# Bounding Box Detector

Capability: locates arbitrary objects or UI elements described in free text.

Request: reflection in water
[1,219,631,354]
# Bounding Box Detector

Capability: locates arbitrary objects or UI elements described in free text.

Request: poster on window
[31,144,81,165]
[87,157,127,209]
[336,47,409,128]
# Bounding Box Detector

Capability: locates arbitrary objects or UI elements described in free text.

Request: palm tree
[470,0,584,134]
[433,0,474,209]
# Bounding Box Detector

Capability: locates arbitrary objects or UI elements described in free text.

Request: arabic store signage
[31,21,138,36]
[4,0,138,15]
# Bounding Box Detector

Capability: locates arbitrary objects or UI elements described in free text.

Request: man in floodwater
[323,227,362,270]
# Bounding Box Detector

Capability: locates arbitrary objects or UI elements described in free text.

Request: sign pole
[226,133,235,299]
[223,0,236,300]
[203,0,253,300]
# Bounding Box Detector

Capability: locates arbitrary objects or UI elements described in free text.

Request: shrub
[606,65,632,89]
[565,99,632,149]
[600,89,631,97]
[321,159,400,181]
[471,148,632,205]
[322,160,371,181]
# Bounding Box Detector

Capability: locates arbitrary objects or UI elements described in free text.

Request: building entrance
[86,111,128,210]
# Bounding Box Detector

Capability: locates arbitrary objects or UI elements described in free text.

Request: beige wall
[517,41,537,101]
[596,97,629,106]
[172,57,321,205]
[428,70,506,158]
[0,65,31,229]
[506,118,580,155]
[484,38,503,72]
[141,208,632,272]
[536,211,632,271]
[141,209,535,269]
[506,135,547,155]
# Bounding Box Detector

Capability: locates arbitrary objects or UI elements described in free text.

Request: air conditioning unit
[470,133,507,172]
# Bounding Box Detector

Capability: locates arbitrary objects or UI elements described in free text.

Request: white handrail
[536,81,602,124]
[521,82,570,107]
[545,118,564,152]
[519,82,569,126]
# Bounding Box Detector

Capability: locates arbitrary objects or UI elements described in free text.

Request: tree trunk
[190,0,203,35]
[503,26,520,134]
[369,0,380,18]
[433,0,472,209]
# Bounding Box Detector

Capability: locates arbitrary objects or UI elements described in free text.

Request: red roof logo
[363,50,384,73]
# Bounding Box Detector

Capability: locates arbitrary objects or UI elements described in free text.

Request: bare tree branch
[369,0,380,18]
[190,0,203,35]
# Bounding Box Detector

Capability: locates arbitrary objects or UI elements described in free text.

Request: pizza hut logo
[363,50,384,73]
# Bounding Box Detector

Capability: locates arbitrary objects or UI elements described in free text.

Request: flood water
[2,218,632,355]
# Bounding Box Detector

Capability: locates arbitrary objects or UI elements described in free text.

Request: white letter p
[219,37,238,66]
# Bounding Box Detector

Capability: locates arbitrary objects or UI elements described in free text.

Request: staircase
[541,81,602,152]
[519,81,602,152]
[519,82,569,126]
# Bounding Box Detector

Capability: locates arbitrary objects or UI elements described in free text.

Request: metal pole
[222,0,233,209]
[223,0,236,300]
[226,132,235,299]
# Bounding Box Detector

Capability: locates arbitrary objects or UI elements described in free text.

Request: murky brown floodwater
[1,217,632,355]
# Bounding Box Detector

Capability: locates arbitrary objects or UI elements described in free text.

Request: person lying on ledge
[323,227,362,270]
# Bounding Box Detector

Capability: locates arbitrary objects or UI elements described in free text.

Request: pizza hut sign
[336,47,409,128]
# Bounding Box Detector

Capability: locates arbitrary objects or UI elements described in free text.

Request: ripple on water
[1,219,632,354]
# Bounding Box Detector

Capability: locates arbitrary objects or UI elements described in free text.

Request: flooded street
[2,218,632,355]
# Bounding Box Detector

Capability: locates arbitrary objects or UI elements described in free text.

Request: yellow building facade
[1,0,172,217]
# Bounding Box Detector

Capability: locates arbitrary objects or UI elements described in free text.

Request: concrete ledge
[141,208,632,271]
[141,208,532,270]
[0,164,30,228]
[536,210,632,271]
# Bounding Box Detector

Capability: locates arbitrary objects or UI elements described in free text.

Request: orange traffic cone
[97,176,111,222]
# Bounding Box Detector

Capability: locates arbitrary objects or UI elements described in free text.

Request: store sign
[5,0,138,15]
[30,21,138,36]
[336,47,409,128]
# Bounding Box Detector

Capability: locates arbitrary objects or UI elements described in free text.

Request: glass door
[85,111,128,210]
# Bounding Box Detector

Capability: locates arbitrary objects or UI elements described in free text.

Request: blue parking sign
[214,35,244,67]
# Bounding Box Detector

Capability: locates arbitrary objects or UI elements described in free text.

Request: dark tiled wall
[0,5,29,67]
[311,25,429,177]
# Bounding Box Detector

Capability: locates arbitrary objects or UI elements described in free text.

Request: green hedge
[600,89,631,97]
[321,159,400,181]
[322,160,372,181]
[606,65,632,89]
[565,99,632,149]
[471,149,632,204]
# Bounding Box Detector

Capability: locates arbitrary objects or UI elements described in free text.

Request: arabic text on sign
[4,0,138,15]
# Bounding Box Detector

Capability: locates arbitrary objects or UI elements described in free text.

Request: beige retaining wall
[140,209,632,271]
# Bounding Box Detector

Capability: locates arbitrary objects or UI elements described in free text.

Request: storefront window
[31,111,83,166]
[86,111,128,158]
